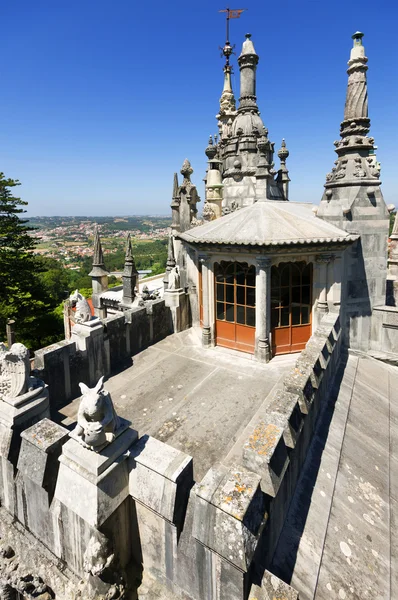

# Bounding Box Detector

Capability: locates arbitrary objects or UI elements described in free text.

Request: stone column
[329,254,341,309]
[199,255,211,348]
[255,257,271,363]
[316,254,333,314]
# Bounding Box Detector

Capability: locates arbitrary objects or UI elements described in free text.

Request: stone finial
[341,31,369,136]
[172,172,179,199]
[205,135,217,160]
[71,376,120,452]
[278,139,289,164]
[181,159,193,179]
[123,234,137,273]
[89,226,108,278]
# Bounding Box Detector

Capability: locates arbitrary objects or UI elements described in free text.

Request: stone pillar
[71,320,109,385]
[255,257,271,363]
[6,320,15,347]
[316,254,333,314]
[329,254,342,309]
[199,255,211,348]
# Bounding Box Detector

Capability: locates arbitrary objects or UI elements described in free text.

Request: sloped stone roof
[177,201,359,247]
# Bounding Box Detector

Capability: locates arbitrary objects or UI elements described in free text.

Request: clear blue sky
[1,0,397,216]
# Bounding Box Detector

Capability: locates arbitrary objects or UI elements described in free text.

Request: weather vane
[219,7,247,65]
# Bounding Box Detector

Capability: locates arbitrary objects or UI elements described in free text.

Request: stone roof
[177,201,359,247]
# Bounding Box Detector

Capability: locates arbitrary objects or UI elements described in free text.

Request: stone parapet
[192,463,266,572]
[129,434,193,528]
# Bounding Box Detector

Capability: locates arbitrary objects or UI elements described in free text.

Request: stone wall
[0,312,344,599]
[34,299,172,413]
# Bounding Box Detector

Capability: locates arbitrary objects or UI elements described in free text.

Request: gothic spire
[122,234,138,304]
[123,234,138,276]
[341,32,370,138]
[237,33,259,112]
[276,139,290,201]
[89,226,108,277]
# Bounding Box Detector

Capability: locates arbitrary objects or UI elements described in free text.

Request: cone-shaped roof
[89,226,109,277]
[123,234,138,276]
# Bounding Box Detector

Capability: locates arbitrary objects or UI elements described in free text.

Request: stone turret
[89,227,108,318]
[276,139,290,201]
[203,136,223,221]
[317,32,390,350]
[122,234,138,305]
[218,34,284,208]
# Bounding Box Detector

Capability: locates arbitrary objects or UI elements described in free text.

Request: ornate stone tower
[317,32,390,350]
[217,34,286,208]
[89,227,109,318]
[122,234,138,305]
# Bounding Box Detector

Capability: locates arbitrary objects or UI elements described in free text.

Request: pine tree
[0,173,63,349]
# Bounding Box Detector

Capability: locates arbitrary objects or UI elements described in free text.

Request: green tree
[0,173,64,350]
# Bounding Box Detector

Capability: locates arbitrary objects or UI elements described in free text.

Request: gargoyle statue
[69,289,92,323]
[72,376,120,451]
[0,343,30,400]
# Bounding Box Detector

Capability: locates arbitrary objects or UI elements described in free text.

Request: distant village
[28,216,171,271]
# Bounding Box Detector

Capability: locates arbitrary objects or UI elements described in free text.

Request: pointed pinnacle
[172,173,179,198]
[124,233,138,273]
[166,232,176,271]
[89,225,109,277]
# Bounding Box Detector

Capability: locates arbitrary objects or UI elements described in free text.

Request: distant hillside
[28,216,172,231]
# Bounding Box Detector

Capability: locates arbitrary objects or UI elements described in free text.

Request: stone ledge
[242,416,289,497]
[192,463,266,572]
[129,435,193,525]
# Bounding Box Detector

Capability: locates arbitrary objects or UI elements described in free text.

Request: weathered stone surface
[129,435,193,526]
[249,570,299,599]
[192,463,266,571]
[243,415,289,497]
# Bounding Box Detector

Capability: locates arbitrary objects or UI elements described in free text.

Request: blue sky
[1,0,397,216]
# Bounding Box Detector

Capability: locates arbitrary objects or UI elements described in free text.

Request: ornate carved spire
[172,172,179,199]
[341,32,370,137]
[321,33,382,198]
[122,234,138,304]
[89,226,108,278]
[237,33,259,111]
[276,139,290,201]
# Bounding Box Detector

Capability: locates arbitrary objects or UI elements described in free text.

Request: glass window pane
[292,286,301,304]
[236,285,245,305]
[271,267,279,288]
[281,265,290,286]
[281,289,290,306]
[291,265,301,286]
[216,284,224,301]
[237,305,245,324]
[246,266,256,287]
[225,273,234,284]
[246,307,255,327]
[301,306,310,324]
[246,287,255,307]
[271,309,280,328]
[236,269,245,285]
[216,302,225,320]
[292,306,301,325]
[302,263,311,285]
[225,285,234,303]
[302,286,310,305]
[281,307,290,326]
[216,273,225,283]
[226,304,234,322]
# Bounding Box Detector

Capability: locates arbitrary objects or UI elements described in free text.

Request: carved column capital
[315,254,335,264]
[256,256,272,270]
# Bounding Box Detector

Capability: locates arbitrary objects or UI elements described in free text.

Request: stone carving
[168,266,181,291]
[72,376,120,451]
[83,533,114,577]
[222,200,240,215]
[141,285,160,301]
[0,343,30,399]
[70,289,91,323]
[353,158,366,178]
[202,202,217,222]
